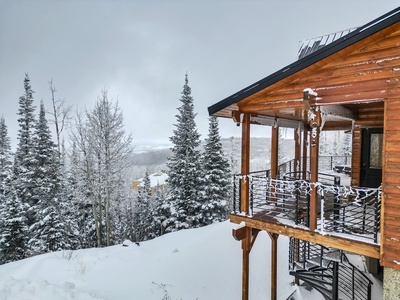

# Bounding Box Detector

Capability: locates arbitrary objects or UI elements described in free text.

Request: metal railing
[289,238,373,300]
[232,169,381,244]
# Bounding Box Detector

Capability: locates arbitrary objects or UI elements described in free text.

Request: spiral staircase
[289,238,373,300]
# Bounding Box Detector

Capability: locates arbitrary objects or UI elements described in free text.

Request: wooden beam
[230,214,380,259]
[240,99,304,113]
[232,110,241,124]
[319,105,357,121]
[233,226,248,241]
[241,113,251,214]
[315,90,386,105]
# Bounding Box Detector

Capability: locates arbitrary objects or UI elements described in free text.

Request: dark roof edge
[208,6,400,116]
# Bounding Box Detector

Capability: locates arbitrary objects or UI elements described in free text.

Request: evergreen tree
[0,185,28,263]
[0,117,20,263]
[31,102,59,205]
[58,141,81,250]
[148,185,168,238]
[165,74,203,232]
[29,102,67,254]
[13,74,36,225]
[0,116,13,196]
[133,171,152,241]
[201,116,231,224]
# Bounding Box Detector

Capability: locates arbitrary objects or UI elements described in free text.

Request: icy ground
[0,221,382,300]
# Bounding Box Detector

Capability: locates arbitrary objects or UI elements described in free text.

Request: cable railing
[232,164,381,244]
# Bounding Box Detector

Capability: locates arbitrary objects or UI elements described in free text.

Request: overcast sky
[1,0,398,148]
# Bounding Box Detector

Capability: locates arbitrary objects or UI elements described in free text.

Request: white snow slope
[0,221,381,300]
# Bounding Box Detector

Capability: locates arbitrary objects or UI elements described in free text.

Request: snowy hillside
[0,221,382,300]
[0,221,301,300]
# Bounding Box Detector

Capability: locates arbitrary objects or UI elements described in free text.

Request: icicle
[320,111,327,131]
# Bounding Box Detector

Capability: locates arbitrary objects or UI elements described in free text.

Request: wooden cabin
[208,7,400,300]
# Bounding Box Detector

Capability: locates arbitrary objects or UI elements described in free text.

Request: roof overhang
[208,7,400,130]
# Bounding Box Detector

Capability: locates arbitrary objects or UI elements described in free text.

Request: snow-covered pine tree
[32,102,59,202]
[0,185,28,263]
[13,74,37,226]
[0,116,20,263]
[133,171,152,242]
[201,116,231,224]
[57,140,80,250]
[29,102,69,254]
[0,116,13,196]
[148,185,168,238]
[165,74,203,232]
[343,131,352,158]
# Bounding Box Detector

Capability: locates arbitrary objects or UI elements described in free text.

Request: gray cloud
[1,0,397,148]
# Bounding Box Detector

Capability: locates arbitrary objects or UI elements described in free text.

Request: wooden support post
[241,113,251,214]
[242,227,251,300]
[302,129,308,180]
[238,227,259,300]
[294,128,300,176]
[268,232,279,300]
[309,125,320,231]
[240,114,251,300]
[271,126,279,178]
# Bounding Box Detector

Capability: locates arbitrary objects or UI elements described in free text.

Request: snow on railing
[232,173,381,244]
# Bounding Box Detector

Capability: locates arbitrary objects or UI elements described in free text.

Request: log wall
[381,98,400,269]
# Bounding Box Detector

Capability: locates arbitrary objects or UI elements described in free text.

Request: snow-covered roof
[133,171,168,189]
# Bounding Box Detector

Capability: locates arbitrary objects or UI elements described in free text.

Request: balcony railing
[232,172,381,244]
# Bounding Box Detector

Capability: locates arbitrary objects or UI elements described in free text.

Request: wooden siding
[382,98,400,269]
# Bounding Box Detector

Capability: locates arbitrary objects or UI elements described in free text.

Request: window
[370,133,383,169]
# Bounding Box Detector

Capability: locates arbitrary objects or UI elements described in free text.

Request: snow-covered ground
[0,221,381,300]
